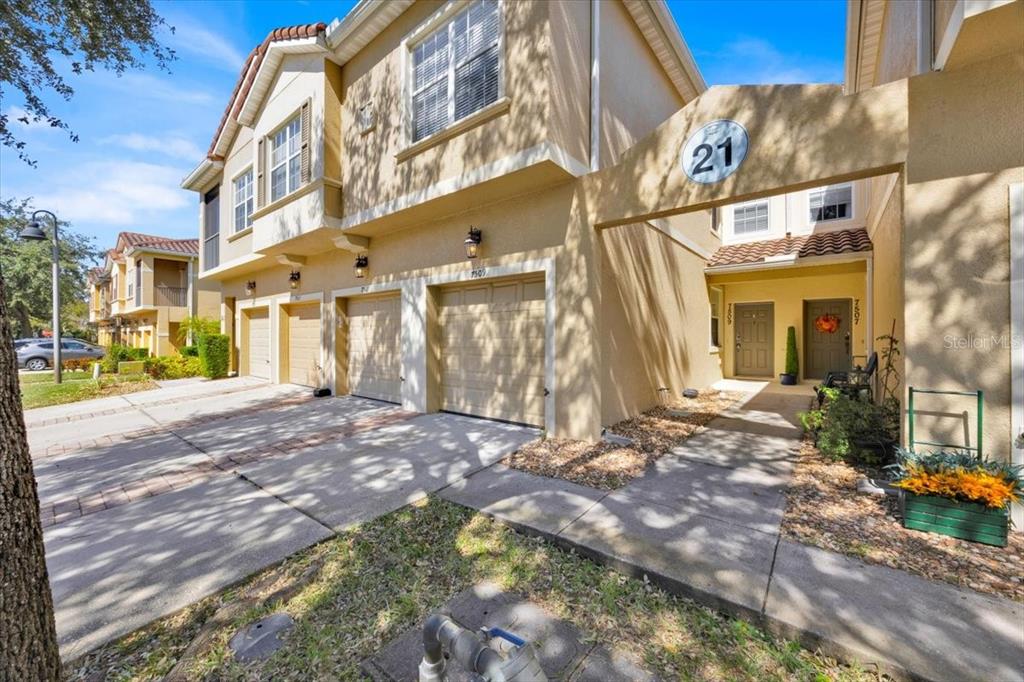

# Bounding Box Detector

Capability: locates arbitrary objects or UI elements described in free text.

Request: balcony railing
[154,285,188,308]
[204,234,219,271]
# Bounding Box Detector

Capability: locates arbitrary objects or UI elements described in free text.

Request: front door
[735,303,773,376]
[805,299,852,379]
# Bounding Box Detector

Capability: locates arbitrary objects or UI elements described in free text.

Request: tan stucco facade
[182,0,1023,483]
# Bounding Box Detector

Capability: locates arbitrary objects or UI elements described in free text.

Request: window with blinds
[809,184,853,222]
[270,116,301,202]
[733,201,769,235]
[411,0,500,143]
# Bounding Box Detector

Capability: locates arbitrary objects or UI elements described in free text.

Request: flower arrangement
[814,314,840,334]
[889,449,1023,509]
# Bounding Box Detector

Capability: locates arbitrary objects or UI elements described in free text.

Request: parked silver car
[17,339,106,371]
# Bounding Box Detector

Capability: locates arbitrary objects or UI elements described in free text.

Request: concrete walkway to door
[441,380,1024,682]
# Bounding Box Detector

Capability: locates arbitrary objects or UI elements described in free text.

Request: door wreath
[814,314,841,334]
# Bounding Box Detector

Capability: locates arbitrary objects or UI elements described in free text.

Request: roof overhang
[623,0,707,100]
[844,0,887,94]
[705,251,872,276]
[235,35,334,128]
[325,0,415,64]
[123,245,197,260]
[181,158,224,192]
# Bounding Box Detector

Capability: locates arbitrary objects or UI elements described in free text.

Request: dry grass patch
[505,390,742,490]
[65,497,882,681]
[783,437,1024,602]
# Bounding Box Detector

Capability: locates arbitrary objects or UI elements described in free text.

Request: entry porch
[706,232,872,384]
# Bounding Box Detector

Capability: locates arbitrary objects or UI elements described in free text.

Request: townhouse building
[182,0,713,437]
[182,0,1022,483]
[87,232,219,355]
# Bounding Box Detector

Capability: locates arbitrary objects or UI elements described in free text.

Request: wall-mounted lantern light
[464,226,482,259]
[289,270,301,290]
[354,254,369,279]
[245,280,256,296]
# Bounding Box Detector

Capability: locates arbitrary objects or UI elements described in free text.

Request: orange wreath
[814,314,840,334]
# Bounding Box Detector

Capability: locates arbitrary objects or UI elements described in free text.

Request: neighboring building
[181,0,1022,478]
[708,179,874,381]
[87,232,219,355]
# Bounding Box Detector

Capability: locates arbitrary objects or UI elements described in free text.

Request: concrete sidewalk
[440,383,1024,682]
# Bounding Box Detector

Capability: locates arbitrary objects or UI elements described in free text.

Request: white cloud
[703,38,843,85]
[101,133,204,161]
[91,71,216,105]
[166,19,247,73]
[5,105,59,132]
[30,160,193,226]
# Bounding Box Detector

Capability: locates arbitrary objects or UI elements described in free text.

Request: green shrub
[784,326,798,377]
[144,355,203,380]
[800,389,899,465]
[177,316,220,346]
[198,333,230,379]
[101,344,149,373]
[180,345,200,357]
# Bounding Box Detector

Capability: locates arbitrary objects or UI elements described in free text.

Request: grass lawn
[20,371,157,410]
[67,498,881,681]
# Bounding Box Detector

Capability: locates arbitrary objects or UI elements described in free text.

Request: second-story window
[809,184,853,222]
[733,200,769,235]
[270,116,301,202]
[411,0,501,142]
[233,169,254,233]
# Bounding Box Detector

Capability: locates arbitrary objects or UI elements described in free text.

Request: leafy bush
[800,388,899,465]
[198,333,230,379]
[144,355,203,380]
[180,345,200,357]
[100,344,148,373]
[177,316,220,346]
[888,448,1023,509]
[784,326,798,377]
[62,358,96,372]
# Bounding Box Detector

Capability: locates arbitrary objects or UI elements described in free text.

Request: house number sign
[681,119,749,184]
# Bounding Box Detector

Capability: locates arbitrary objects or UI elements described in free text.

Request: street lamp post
[19,210,62,384]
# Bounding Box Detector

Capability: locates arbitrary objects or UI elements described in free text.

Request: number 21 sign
[681,119,749,184]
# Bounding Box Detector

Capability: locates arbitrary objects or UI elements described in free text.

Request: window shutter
[300,100,311,184]
[256,138,266,208]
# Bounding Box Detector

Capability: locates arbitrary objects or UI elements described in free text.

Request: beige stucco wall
[708,262,869,381]
[875,0,919,86]
[865,173,905,410]
[340,0,562,219]
[598,0,683,166]
[600,222,721,425]
[901,50,1023,463]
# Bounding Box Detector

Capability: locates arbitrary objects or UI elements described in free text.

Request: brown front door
[805,299,852,379]
[735,303,773,376]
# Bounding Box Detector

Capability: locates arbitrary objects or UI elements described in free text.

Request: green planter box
[901,492,1009,547]
[117,360,145,375]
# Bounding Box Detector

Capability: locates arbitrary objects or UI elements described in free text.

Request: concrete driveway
[27,377,538,660]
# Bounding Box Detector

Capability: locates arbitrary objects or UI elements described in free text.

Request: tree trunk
[0,267,61,679]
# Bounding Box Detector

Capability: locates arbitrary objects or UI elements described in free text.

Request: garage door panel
[439,278,545,427]
[347,294,401,403]
[246,308,271,380]
[288,303,321,387]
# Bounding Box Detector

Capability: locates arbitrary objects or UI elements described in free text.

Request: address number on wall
[681,119,749,184]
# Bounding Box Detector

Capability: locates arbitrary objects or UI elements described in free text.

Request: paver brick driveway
[29,377,538,660]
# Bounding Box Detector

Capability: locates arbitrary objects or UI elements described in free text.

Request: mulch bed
[504,390,742,490]
[782,436,1024,603]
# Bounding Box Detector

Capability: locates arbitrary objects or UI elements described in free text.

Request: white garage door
[439,277,545,426]
[246,308,271,380]
[347,294,401,403]
[287,303,321,386]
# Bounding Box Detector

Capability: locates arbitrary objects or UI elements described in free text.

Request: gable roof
[708,228,872,268]
[115,232,199,257]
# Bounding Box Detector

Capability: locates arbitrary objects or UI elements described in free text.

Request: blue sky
[0,0,846,252]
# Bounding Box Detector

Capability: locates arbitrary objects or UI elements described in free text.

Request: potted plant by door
[779,326,798,385]
[889,448,1021,547]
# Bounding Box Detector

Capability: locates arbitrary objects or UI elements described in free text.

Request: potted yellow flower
[889,449,1022,547]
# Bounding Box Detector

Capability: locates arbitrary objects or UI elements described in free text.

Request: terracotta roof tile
[114,232,199,257]
[206,22,327,159]
[708,228,872,267]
